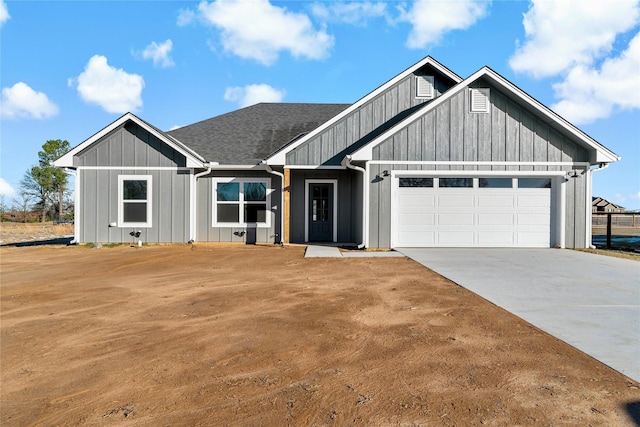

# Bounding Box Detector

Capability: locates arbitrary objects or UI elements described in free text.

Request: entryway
[308,182,334,242]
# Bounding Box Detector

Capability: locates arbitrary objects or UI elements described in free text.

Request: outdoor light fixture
[381,170,390,177]
[568,170,580,178]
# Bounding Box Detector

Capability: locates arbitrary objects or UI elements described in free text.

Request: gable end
[74,122,187,167]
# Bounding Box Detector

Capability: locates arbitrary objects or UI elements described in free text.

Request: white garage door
[394,177,551,248]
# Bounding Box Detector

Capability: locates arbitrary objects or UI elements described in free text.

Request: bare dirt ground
[2,244,639,426]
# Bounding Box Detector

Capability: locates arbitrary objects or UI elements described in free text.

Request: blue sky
[1,0,639,210]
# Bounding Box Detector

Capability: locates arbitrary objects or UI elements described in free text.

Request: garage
[393,176,552,248]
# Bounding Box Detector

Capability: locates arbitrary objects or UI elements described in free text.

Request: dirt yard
[1,244,638,426]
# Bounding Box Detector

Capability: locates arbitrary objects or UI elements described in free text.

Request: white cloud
[73,55,144,114]
[311,2,387,26]
[509,0,640,78]
[398,0,490,49]
[0,82,59,119]
[0,0,9,27]
[177,8,196,26]
[552,32,640,124]
[0,178,15,198]
[141,39,175,68]
[195,0,334,65]
[631,191,640,200]
[224,84,285,107]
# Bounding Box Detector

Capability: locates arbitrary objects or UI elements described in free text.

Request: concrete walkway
[397,248,640,381]
[304,245,404,258]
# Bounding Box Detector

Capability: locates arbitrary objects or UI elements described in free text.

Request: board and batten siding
[195,171,280,244]
[286,67,455,166]
[73,122,187,168]
[371,82,589,167]
[79,168,191,243]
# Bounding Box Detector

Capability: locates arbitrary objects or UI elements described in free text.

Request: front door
[308,183,333,242]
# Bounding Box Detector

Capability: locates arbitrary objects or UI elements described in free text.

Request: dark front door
[309,183,333,242]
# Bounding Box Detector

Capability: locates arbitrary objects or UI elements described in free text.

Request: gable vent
[470,88,490,113]
[416,75,435,99]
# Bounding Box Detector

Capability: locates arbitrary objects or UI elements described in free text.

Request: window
[439,177,473,188]
[213,178,271,227]
[518,178,551,188]
[479,178,512,188]
[470,88,490,113]
[415,75,435,99]
[399,177,433,188]
[118,175,152,227]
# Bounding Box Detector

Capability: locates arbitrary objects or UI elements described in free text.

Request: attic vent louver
[470,88,490,113]
[415,75,435,99]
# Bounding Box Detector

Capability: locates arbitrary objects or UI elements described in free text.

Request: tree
[12,190,34,222]
[20,139,70,222]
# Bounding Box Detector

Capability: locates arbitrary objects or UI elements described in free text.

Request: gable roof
[167,103,349,165]
[55,112,206,168]
[350,66,620,164]
[592,197,624,209]
[265,56,462,165]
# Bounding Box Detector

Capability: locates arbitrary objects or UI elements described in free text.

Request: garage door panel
[477,213,514,225]
[477,194,515,208]
[398,213,435,227]
[517,214,550,225]
[438,213,474,226]
[517,232,550,246]
[438,194,474,207]
[437,231,474,245]
[398,231,435,245]
[477,232,514,245]
[517,195,550,207]
[398,193,435,207]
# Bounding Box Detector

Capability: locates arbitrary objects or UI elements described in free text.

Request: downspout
[342,155,366,249]
[63,168,78,244]
[588,162,610,248]
[190,164,213,243]
[262,161,285,246]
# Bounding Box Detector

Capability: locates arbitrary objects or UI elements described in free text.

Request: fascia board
[351,67,620,164]
[265,56,463,165]
[54,113,206,168]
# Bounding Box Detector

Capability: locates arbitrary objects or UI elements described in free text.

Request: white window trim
[212,177,272,228]
[415,75,435,99]
[118,175,152,228]
[304,179,338,243]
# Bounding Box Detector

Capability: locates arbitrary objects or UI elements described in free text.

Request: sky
[1,0,639,210]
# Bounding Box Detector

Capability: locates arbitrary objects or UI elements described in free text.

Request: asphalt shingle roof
[167,103,350,165]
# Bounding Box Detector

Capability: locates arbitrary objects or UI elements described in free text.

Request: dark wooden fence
[592,212,640,249]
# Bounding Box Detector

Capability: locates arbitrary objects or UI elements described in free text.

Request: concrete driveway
[397,248,640,382]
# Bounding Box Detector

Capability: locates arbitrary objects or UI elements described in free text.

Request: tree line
[1,139,71,223]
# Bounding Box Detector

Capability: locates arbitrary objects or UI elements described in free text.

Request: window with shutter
[415,75,435,99]
[470,88,490,113]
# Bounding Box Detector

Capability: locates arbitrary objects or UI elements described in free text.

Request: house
[54,56,620,248]
[592,197,625,213]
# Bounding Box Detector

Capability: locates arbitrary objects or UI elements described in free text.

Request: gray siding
[287,66,456,166]
[195,171,280,244]
[79,169,191,243]
[372,83,589,167]
[74,122,187,167]
[288,170,360,243]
